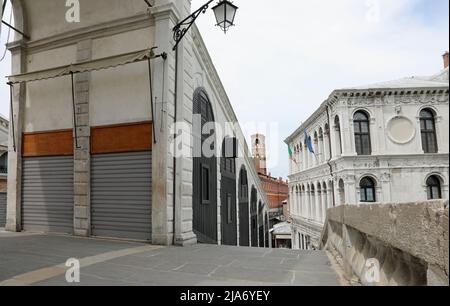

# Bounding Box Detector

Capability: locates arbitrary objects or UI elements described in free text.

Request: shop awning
[7,48,158,84]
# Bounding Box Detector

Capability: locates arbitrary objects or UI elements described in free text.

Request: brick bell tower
[251,134,267,175]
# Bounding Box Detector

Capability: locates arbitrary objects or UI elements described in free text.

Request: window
[420,109,438,153]
[201,165,210,203]
[354,111,372,155]
[360,177,376,203]
[426,176,442,200]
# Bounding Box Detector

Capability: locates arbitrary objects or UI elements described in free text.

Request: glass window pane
[366,188,375,202]
[426,120,434,130]
[355,137,362,155]
[354,122,360,133]
[427,134,437,153]
[421,133,428,152]
[427,187,432,200]
[360,189,366,202]
[361,122,369,133]
[420,120,426,130]
[362,136,371,155]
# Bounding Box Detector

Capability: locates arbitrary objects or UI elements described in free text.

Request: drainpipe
[325,105,336,208]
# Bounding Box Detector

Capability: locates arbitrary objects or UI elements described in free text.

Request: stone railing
[320,200,449,286]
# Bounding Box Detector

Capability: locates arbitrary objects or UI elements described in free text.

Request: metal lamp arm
[172,0,215,51]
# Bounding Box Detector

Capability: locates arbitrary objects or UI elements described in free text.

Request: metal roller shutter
[22,156,74,234]
[0,193,6,228]
[91,151,152,241]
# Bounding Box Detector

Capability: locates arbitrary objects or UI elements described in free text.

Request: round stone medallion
[387,116,416,144]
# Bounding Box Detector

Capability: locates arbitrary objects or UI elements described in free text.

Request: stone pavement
[0,231,342,286]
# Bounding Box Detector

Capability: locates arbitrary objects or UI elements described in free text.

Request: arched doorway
[221,137,237,246]
[250,187,258,247]
[192,88,217,244]
[238,166,250,246]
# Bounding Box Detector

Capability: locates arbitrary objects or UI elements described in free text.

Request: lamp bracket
[172,0,215,51]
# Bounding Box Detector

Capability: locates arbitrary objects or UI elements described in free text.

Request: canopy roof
[7,48,158,84]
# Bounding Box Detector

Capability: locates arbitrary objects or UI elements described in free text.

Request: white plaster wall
[23,0,148,41]
[24,45,77,132]
[90,28,155,126]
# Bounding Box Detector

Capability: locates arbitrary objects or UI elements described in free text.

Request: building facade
[251,134,289,226]
[286,55,449,250]
[6,0,270,247]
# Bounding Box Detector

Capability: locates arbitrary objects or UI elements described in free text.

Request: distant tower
[251,134,267,175]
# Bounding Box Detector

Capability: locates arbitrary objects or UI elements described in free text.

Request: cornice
[285,86,449,144]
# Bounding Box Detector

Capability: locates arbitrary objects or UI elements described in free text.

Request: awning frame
[7,47,167,151]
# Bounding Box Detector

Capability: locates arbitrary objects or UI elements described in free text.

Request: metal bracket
[172,0,214,51]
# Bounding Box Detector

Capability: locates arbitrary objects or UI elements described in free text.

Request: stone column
[6,42,26,232]
[298,188,302,216]
[73,40,92,237]
[324,132,330,161]
[315,186,321,221]
[318,138,323,164]
[322,187,327,222]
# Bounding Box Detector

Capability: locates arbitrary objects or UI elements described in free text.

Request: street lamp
[169,0,238,246]
[212,0,238,33]
[172,0,238,51]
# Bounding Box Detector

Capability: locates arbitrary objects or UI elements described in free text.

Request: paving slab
[1,233,342,286]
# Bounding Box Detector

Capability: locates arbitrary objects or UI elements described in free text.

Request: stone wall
[321,200,449,286]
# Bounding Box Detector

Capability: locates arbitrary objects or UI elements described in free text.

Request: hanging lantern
[212,0,238,33]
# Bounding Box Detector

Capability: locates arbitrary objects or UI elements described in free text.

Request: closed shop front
[21,130,74,234]
[90,122,152,241]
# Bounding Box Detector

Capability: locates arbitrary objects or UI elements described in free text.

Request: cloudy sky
[1,0,449,178]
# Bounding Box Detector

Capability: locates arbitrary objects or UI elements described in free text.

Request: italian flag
[288,144,297,164]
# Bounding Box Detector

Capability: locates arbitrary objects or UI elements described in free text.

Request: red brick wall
[258,174,288,209]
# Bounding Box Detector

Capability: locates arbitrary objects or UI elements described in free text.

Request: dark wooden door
[258,202,264,247]
[221,138,237,246]
[238,167,249,247]
[250,187,258,247]
[192,89,217,244]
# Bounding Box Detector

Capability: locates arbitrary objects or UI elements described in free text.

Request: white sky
[0,0,449,178]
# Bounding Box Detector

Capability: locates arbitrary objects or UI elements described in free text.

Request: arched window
[426,175,442,200]
[420,109,438,154]
[360,177,376,203]
[354,111,371,155]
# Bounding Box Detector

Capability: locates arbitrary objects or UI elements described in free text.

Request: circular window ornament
[387,116,416,144]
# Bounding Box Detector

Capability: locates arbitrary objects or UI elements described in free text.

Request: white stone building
[285,54,450,250]
[5,0,270,247]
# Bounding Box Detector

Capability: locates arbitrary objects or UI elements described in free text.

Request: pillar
[6,42,26,232]
[73,40,92,237]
